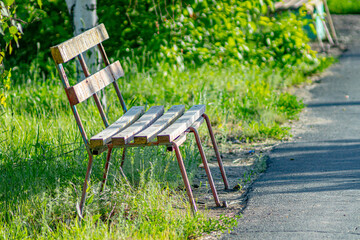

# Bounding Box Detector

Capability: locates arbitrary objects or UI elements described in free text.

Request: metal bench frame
[51,24,229,217]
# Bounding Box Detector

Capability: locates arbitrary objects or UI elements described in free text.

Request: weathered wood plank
[51,24,109,64]
[172,132,187,146]
[90,106,144,149]
[190,117,204,131]
[133,105,185,144]
[157,105,206,143]
[169,117,205,149]
[275,0,318,10]
[112,106,165,145]
[275,0,301,9]
[67,61,124,105]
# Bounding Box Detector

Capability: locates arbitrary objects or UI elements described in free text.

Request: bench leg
[100,146,113,192]
[120,147,126,167]
[190,127,221,207]
[173,143,198,213]
[202,114,229,190]
[79,153,94,218]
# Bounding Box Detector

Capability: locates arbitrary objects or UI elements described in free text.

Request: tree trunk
[65,0,107,108]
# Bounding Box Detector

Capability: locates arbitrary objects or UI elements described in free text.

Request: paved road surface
[222,18,360,239]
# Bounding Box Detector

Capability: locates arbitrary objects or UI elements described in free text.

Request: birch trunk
[65,0,107,108]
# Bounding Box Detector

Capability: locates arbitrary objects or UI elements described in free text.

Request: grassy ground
[327,0,360,14]
[0,55,325,238]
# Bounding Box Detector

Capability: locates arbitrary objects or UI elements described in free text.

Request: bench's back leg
[97,43,127,114]
[190,127,221,207]
[203,114,229,190]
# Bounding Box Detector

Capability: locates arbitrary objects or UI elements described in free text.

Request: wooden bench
[50,24,229,217]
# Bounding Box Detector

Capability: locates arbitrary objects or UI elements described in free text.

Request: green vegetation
[0,0,333,238]
[0,0,23,106]
[327,0,360,14]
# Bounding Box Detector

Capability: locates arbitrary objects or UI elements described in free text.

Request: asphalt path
[221,41,360,238]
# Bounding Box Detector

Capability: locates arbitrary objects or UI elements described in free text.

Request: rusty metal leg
[120,147,126,167]
[100,146,113,192]
[190,127,221,207]
[173,143,198,213]
[202,114,229,190]
[321,19,335,46]
[323,0,339,45]
[79,153,94,218]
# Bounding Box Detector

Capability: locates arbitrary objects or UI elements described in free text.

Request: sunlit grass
[0,57,312,238]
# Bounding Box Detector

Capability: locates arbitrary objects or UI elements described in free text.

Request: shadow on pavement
[253,139,360,195]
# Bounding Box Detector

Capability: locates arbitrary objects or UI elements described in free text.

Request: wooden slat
[275,0,300,9]
[157,105,206,143]
[112,106,165,145]
[275,0,319,10]
[168,117,205,150]
[67,61,124,105]
[172,132,187,147]
[90,106,144,149]
[51,24,109,64]
[190,117,204,131]
[133,105,185,144]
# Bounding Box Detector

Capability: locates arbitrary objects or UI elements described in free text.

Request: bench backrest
[51,24,127,149]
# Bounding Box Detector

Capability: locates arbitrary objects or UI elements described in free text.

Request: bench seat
[90,105,206,154]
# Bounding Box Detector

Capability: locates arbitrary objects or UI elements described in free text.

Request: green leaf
[14,35,19,47]
[0,51,4,64]
[3,0,13,6]
[37,0,42,9]
[8,43,12,54]
[9,25,17,35]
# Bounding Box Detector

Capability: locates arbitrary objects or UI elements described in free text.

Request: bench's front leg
[79,153,94,218]
[172,143,198,213]
[100,146,113,192]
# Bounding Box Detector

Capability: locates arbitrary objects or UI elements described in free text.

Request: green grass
[0,101,235,239]
[0,53,322,238]
[327,0,360,14]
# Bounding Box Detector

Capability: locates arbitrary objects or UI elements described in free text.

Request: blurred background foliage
[4,0,322,82]
[327,0,360,14]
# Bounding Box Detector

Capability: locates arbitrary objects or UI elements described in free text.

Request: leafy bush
[156,1,318,71]
[5,0,324,81]
[97,0,321,72]
[0,0,26,107]
[4,0,71,82]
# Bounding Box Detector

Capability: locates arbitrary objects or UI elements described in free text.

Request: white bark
[65,0,107,108]
[65,0,99,74]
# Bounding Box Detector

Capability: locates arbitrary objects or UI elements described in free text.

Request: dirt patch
[191,140,279,239]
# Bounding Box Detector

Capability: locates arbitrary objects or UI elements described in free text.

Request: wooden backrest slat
[67,60,124,105]
[50,24,109,64]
